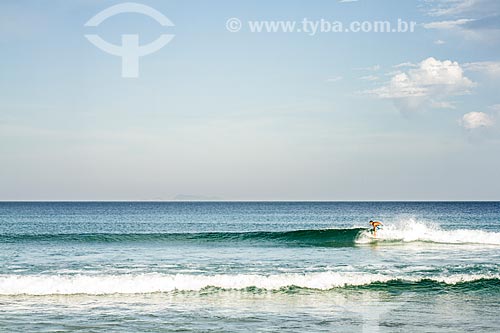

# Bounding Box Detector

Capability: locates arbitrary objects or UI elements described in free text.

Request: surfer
[369,220,383,237]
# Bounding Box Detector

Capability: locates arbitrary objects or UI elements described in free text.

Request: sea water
[0,202,499,332]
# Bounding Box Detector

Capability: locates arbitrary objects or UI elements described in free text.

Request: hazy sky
[1,0,500,200]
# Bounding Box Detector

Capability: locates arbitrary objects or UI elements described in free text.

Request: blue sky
[1,0,500,200]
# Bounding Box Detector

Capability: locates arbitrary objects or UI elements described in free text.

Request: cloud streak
[463,61,500,76]
[424,0,500,17]
[423,18,475,29]
[422,0,500,40]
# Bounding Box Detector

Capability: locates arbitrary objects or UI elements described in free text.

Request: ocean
[0,202,499,332]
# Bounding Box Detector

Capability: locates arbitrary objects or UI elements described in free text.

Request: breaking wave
[355,219,500,245]
[0,272,499,295]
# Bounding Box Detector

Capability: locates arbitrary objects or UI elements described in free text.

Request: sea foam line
[0,272,498,295]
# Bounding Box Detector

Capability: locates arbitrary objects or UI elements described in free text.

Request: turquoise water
[0,202,499,332]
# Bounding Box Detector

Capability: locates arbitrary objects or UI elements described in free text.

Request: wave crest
[1,272,499,295]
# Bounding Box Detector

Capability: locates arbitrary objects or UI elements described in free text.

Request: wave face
[355,219,500,245]
[0,272,498,295]
[3,220,500,247]
[0,228,365,247]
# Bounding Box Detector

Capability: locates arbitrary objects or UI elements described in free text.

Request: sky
[1,0,500,201]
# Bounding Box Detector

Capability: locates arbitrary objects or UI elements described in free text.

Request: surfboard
[369,226,382,238]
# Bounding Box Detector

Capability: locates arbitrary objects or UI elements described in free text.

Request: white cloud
[460,111,495,129]
[370,57,474,98]
[369,57,475,112]
[408,58,474,89]
[434,39,446,44]
[463,61,500,76]
[370,73,427,98]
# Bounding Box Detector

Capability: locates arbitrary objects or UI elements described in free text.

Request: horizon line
[1,200,499,203]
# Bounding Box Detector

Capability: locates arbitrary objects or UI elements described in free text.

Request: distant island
[172,194,223,201]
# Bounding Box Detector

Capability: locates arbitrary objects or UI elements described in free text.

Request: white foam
[355,218,500,245]
[0,271,498,295]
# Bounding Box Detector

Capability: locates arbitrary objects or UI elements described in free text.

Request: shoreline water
[1,202,499,331]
